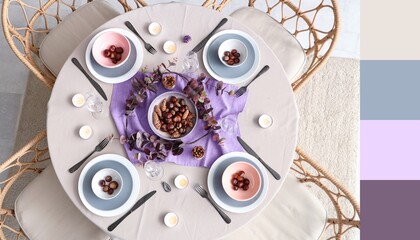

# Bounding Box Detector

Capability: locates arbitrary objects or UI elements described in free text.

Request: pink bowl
[222,161,261,201]
[92,31,131,68]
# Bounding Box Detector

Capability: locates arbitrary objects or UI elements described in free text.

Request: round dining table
[47,3,298,240]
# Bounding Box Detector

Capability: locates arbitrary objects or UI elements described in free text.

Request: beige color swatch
[362,0,420,59]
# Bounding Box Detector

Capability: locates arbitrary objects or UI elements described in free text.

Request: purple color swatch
[110,72,248,168]
[362,180,420,239]
[361,120,420,180]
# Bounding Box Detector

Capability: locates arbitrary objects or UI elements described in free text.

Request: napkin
[110,72,248,168]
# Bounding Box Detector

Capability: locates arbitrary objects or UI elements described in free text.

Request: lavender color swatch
[361,120,420,180]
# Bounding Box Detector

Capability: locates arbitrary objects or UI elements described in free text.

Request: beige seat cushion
[231,7,306,82]
[39,0,119,76]
[224,174,326,240]
[15,165,110,240]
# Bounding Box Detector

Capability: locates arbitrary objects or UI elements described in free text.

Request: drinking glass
[85,92,103,118]
[182,51,199,73]
[220,115,238,136]
[144,160,164,180]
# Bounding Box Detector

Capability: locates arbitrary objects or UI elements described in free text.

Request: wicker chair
[0,131,359,239]
[2,0,339,92]
[0,131,49,240]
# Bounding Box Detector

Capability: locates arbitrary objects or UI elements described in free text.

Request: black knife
[237,137,281,180]
[192,18,228,53]
[71,58,108,101]
[107,190,157,231]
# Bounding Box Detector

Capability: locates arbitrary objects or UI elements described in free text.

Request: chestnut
[109,181,118,189]
[115,47,124,53]
[99,180,106,186]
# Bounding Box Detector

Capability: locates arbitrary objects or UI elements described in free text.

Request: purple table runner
[110,72,248,168]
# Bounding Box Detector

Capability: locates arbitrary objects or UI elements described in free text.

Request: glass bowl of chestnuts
[92,31,131,68]
[148,91,198,140]
[218,39,248,68]
[91,168,123,200]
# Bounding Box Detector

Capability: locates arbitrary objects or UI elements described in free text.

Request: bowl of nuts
[221,161,261,201]
[148,92,198,140]
[91,168,123,200]
[162,74,177,90]
[218,39,248,67]
[92,31,131,68]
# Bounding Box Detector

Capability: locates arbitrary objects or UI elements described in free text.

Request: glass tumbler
[85,92,104,118]
[220,115,238,136]
[144,160,164,181]
[182,51,199,73]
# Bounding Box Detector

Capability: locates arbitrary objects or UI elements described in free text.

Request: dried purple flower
[119,135,127,144]
[183,35,192,43]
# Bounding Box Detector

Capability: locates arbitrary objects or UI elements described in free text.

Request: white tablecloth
[47,3,298,239]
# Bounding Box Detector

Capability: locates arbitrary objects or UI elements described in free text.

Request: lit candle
[148,22,162,35]
[258,114,273,128]
[79,125,93,139]
[163,41,177,54]
[174,175,189,189]
[72,93,85,107]
[164,212,178,228]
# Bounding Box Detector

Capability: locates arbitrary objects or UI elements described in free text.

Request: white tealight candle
[79,125,93,139]
[163,41,177,54]
[174,175,189,189]
[72,93,85,107]
[148,22,162,35]
[164,212,178,228]
[258,114,273,129]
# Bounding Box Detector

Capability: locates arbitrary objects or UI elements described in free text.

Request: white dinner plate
[202,30,260,85]
[85,28,143,84]
[78,154,140,217]
[207,152,269,213]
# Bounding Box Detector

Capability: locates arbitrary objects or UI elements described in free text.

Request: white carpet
[296,57,360,239]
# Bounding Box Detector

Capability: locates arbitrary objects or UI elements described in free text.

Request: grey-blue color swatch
[361,60,420,120]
